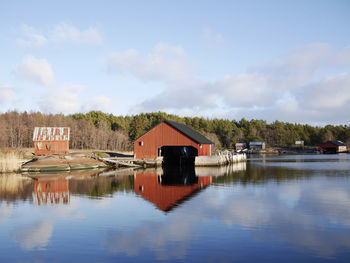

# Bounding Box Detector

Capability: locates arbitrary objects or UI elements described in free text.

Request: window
[139,141,143,146]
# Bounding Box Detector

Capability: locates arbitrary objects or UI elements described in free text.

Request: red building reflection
[134,171,212,211]
[33,179,69,205]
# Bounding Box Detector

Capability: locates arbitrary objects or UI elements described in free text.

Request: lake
[1,154,350,262]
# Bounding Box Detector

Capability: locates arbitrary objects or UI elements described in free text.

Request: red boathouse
[319,140,347,153]
[134,120,213,159]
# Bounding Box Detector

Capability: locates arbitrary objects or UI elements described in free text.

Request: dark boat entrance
[322,147,337,154]
[159,146,198,167]
[160,164,197,186]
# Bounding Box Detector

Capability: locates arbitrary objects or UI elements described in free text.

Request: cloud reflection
[12,220,53,250]
[107,175,350,259]
[0,203,12,223]
[107,213,197,260]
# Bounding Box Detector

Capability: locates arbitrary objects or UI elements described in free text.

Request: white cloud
[329,45,350,66]
[83,96,112,112]
[279,43,331,69]
[40,84,112,114]
[217,74,272,107]
[16,22,102,47]
[16,24,48,48]
[43,89,82,113]
[12,221,53,250]
[300,73,350,110]
[50,22,102,45]
[107,43,193,83]
[13,56,54,85]
[40,84,83,113]
[108,43,350,124]
[0,85,14,104]
[135,80,217,112]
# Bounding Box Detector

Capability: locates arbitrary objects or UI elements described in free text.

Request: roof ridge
[135,119,213,144]
[164,119,213,144]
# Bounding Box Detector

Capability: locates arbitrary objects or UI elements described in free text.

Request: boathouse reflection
[33,179,69,205]
[134,166,212,212]
[1,163,249,206]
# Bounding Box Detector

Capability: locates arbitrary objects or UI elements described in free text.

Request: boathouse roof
[163,120,213,144]
[327,140,345,146]
[136,119,213,144]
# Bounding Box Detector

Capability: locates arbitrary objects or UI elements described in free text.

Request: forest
[0,111,349,151]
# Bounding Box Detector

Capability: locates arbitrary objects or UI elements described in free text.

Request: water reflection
[0,173,33,202]
[134,166,212,212]
[12,220,53,250]
[33,179,69,205]
[0,155,350,262]
[0,169,135,205]
[195,161,247,177]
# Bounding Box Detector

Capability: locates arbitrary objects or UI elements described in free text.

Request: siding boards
[134,122,212,159]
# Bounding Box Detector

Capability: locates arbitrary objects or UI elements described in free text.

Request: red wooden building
[319,140,347,153]
[33,127,70,155]
[134,120,213,159]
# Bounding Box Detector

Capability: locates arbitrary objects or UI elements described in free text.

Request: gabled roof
[136,119,213,144]
[328,140,345,146]
[163,120,214,144]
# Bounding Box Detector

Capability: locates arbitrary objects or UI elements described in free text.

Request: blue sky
[0,0,349,124]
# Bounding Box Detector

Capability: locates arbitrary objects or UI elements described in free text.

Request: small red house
[33,127,70,155]
[134,120,213,159]
[319,140,347,153]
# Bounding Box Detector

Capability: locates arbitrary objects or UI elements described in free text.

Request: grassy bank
[0,149,27,173]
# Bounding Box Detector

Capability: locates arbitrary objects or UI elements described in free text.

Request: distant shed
[134,120,213,159]
[249,141,266,151]
[295,140,304,147]
[33,127,70,155]
[319,140,347,153]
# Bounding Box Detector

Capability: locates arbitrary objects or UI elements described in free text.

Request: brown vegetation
[1,110,349,153]
[0,111,130,151]
[0,149,25,173]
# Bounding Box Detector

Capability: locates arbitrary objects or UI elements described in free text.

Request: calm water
[1,154,350,262]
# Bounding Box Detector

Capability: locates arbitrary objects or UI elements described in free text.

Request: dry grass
[0,149,27,173]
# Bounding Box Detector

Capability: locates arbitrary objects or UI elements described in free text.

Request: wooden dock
[94,152,246,169]
[97,157,142,168]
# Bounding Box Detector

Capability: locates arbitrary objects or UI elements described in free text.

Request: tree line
[1,110,349,151]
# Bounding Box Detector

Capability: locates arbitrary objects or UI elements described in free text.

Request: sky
[0,0,350,125]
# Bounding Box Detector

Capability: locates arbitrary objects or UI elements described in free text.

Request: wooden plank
[98,157,141,168]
